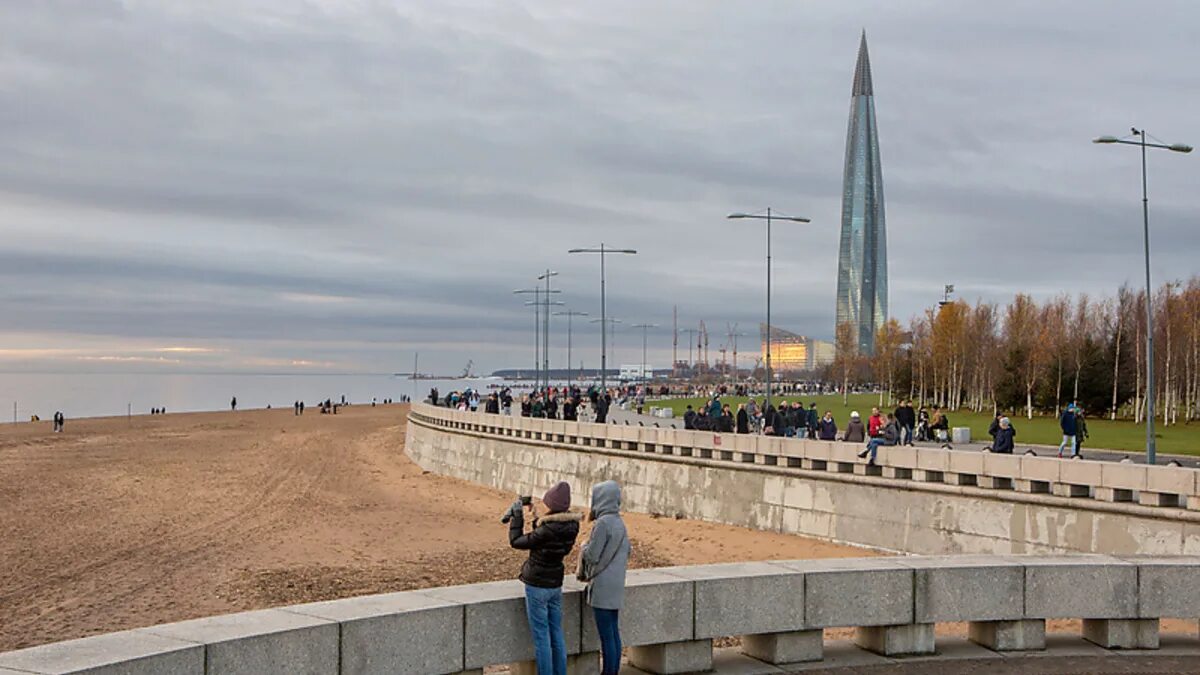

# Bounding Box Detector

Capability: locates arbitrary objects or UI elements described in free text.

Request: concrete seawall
[406,404,1200,555]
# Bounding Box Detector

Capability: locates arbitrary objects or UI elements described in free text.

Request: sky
[1,0,1198,375]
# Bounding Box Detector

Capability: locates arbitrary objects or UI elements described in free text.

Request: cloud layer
[2,0,1197,373]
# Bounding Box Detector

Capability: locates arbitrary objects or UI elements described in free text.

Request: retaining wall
[407,404,1200,555]
[4,556,1200,674]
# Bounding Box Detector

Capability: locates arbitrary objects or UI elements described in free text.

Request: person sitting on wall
[858,413,898,466]
[506,483,582,675]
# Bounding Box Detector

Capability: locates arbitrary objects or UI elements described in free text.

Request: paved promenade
[607,407,1199,468]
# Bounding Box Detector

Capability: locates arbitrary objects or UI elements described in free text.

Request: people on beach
[579,481,630,675]
[507,482,581,675]
[52,411,64,433]
[231,396,237,412]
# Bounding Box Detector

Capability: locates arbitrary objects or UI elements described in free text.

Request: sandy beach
[0,404,869,652]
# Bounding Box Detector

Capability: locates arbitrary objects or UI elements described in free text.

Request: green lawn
[647,394,1200,457]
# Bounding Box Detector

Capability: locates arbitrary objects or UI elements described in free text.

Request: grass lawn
[647,393,1200,457]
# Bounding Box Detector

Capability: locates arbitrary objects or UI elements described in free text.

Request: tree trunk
[1111,315,1122,420]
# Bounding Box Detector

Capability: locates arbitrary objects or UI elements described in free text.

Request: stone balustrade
[4,555,1200,674]
[413,404,1200,513]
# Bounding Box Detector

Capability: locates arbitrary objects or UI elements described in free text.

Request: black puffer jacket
[509,510,582,588]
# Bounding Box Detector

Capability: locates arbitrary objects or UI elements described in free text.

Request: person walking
[1057,404,1079,458]
[53,411,64,433]
[843,411,866,443]
[1075,408,1089,457]
[507,482,582,675]
[579,481,630,675]
[231,396,237,412]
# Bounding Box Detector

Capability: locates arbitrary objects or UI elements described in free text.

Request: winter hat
[543,481,571,513]
[850,411,861,419]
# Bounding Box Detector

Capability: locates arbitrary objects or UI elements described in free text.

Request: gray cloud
[1,0,1197,374]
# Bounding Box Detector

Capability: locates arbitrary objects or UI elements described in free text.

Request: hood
[590,480,622,518]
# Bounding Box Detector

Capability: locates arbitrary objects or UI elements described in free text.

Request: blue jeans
[865,438,890,462]
[1058,434,1078,457]
[901,424,913,445]
[525,585,567,675]
[593,607,622,675]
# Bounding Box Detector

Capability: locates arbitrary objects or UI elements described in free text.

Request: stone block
[951,427,972,444]
[1082,618,1159,649]
[1020,455,1062,483]
[977,475,1012,489]
[915,469,944,483]
[947,451,985,476]
[0,628,204,675]
[879,444,919,470]
[740,630,822,665]
[982,452,1023,478]
[804,442,835,463]
[1023,557,1138,619]
[1127,556,1200,618]
[909,558,1024,623]
[1059,459,1103,487]
[1138,491,1182,508]
[882,466,912,480]
[425,580,582,669]
[852,463,882,477]
[1051,483,1090,498]
[581,571,692,651]
[627,640,712,675]
[284,590,463,675]
[915,447,952,473]
[660,561,804,638]
[141,608,338,675]
[733,434,757,455]
[1095,487,1134,502]
[779,558,912,628]
[1146,465,1196,497]
[827,443,861,466]
[968,619,1046,651]
[947,472,977,486]
[1100,463,1148,492]
[854,623,934,656]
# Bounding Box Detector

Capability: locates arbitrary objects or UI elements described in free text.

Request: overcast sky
[2,0,1197,375]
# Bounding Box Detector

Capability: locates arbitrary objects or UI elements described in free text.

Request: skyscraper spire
[836,31,888,355]
[852,30,873,96]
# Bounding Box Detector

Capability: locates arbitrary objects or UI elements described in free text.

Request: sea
[0,372,524,422]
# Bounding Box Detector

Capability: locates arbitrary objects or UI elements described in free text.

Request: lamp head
[727,213,750,219]
[1169,143,1193,154]
[1092,136,1119,144]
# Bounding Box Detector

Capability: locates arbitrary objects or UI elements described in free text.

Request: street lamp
[631,323,659,383]
[538,270,561,390]
[553,310,588,387]
[589,317,622,386]
[1093,128,1191,465]
[727,208,811,409]
[568,244,637,391]
[514,287,560,391]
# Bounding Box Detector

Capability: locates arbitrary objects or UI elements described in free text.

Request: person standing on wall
[507,482,582,675]
[579,481,630,675]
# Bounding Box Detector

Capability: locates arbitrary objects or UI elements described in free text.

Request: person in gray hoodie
[579,481,630,675]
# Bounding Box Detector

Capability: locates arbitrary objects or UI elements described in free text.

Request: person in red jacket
[867,407,883,438]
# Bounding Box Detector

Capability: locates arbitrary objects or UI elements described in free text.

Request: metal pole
[766,207,772,409]
[643,326,648,383]
[1140,130,1157,465]
[600,243,607,392]
[533,289,541,391]
[567,313,573,387]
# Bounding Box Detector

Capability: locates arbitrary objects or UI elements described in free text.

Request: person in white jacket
[579,481,631,675]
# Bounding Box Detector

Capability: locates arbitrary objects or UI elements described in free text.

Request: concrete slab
[424,579,583,669]
[284,590,464,675]
[909,559,1024,623]
[658,562,804,639]
[581,570,692,651]
[0,629,203,675]
[1123,556,1200,618]
[777,559,913,628]
[140,608,338,675]
[1023,556,1138,619]
[1146,465,1196,496]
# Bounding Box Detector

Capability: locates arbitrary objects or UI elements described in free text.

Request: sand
[0,404,869,652]
[4,405,1189,653]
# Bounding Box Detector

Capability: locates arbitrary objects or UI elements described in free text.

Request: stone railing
[414,404,1200,512]
[3,556,1199,674]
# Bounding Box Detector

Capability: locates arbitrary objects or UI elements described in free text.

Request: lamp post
[514,287,560,391]
[727,208,811,409]
[589,317,622,387]
[538,270,560,390]
[568,244,637,391]
[631,323,658,383]
[1094,129,1192,465]
[553,310,588,387]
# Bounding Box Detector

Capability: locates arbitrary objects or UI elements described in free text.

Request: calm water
[0,373,516,421]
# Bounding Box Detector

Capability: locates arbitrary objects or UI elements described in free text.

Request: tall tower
[835,31,888,355]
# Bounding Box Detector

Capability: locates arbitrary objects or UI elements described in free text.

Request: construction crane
[727,323,746,379]
[459,360,474,379]
[699,320,709,368]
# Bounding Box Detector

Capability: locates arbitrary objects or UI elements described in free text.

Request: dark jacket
[594,398,609,423]
[717,413,734,433]
[993,425,1016,453]
[1059,410,1077,436]
[843,419,866,443]
[736,408,750,434]
[510,510,582,589]
[988,417,1001,439]
[894,405,915,428]
[807,408,819,428]
[683,409,697,430]
[818,417,838,441]
[881,421,899,445]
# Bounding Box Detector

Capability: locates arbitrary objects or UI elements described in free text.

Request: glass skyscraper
[835,31,887,355]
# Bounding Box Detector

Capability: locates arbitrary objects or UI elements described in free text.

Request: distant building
[619,364,654,381]
[835,31,888,355]
[760,325,835,372]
